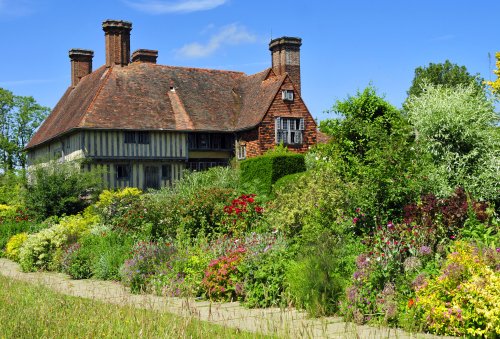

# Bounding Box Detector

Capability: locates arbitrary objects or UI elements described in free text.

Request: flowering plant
[201,246,246,301]
[221,194,264,236]
[416,241,500,337]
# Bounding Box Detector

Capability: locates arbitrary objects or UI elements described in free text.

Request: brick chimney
[102,19,132,67]
[269,37,302,94]
[132,49,158,64]
[69,49,94,87]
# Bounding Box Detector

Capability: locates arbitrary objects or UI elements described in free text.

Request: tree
[405,83,499,202]
[0,87,49,170]
[486,51,500,98]
[407,60,484,98]
[26,161,102,220]
[317,86,429,225]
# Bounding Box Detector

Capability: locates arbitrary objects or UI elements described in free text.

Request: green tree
[0,87,49,170]
[317,86,429,225]
[407,60,484,98]
[26,161,102,220]
[405,83,499,202]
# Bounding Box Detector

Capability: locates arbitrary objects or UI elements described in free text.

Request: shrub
[18,213,98,272]
[0,219,40,255]
[240,153,306,195]
[5,232,28,261]
[60,230,134,280]
[60,243,92,279]
[120,241,177,293]
[151,187,236,240]
[26,161,102,220]
[239,235,292,308]
[267,167,350,241]
[221,194,265,236]
[287,232,362,316]
[201,246,245,301]
[149,238,214,298]
[405,83,500,202]
[416,241,500,337]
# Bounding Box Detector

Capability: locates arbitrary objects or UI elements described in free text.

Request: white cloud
[176,24,256,58]
[125,0,228,14]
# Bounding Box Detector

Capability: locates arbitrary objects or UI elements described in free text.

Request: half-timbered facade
[26,20,317,190]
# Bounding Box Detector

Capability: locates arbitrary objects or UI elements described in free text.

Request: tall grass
[0,275,266,338]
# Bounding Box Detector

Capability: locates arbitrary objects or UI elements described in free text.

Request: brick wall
[237,75,316,157]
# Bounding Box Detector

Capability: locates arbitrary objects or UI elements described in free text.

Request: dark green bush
[240,154,305,195]
[151,187,236,240]
[26,161,101,220]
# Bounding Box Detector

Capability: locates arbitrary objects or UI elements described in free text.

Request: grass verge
[0,275,268,338]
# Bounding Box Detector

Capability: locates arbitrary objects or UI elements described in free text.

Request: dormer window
[282,90,294,102]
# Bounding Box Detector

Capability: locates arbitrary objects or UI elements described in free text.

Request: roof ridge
[78,66,112,127]
[152,63,245,75]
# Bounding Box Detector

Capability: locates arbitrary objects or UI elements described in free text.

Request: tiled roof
[27,63,288,149]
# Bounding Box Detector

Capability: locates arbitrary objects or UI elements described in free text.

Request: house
[26,20,317,190]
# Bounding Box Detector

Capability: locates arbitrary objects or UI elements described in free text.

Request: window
[237,143,246,160]
[275,117,304,145]
[137,132,150,144]
[161,164,171,180]
[188,133,233,150]
[124,132,136,143]
[116,164,131,180]
[124,131,150,144]
[282,90,294,102]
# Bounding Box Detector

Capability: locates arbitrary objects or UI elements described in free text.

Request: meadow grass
[0,275,268,338]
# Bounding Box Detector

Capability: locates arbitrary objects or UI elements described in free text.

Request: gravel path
[0,258,447,338]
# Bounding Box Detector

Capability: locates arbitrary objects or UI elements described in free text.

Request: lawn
[0,275,267,338]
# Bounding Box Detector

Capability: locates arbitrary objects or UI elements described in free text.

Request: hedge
[240,154,306,194]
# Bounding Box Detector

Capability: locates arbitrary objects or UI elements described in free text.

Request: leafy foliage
[0,87,49,170]
[286,232,362,316]
[416,241,500,337]
[5,232,28,261]
[240,153,305,195]
[406,60,484,98]
[486,51,500,98]
[18,212,99,272]
[318,85,428,225]
[26,161,102,220]
[405,83,500,202]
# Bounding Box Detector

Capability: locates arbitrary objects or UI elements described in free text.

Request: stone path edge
[0,258,451,339]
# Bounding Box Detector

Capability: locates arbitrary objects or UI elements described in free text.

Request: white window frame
[275,117,304,145]
[237,142,247,160]
[281,90,294,102]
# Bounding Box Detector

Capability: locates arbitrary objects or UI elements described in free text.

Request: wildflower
[408,298,415,308]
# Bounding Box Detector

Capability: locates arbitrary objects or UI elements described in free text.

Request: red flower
[408,298,415,308]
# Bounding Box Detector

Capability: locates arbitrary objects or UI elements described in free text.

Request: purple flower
[387,221,394,229]
[419,245,432,256]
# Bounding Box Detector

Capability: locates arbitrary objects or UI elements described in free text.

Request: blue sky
[0,0,499,122]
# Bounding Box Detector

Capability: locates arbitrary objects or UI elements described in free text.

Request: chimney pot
[102,19,132,67]
[132,49,158,64]
[69,49,94,87]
